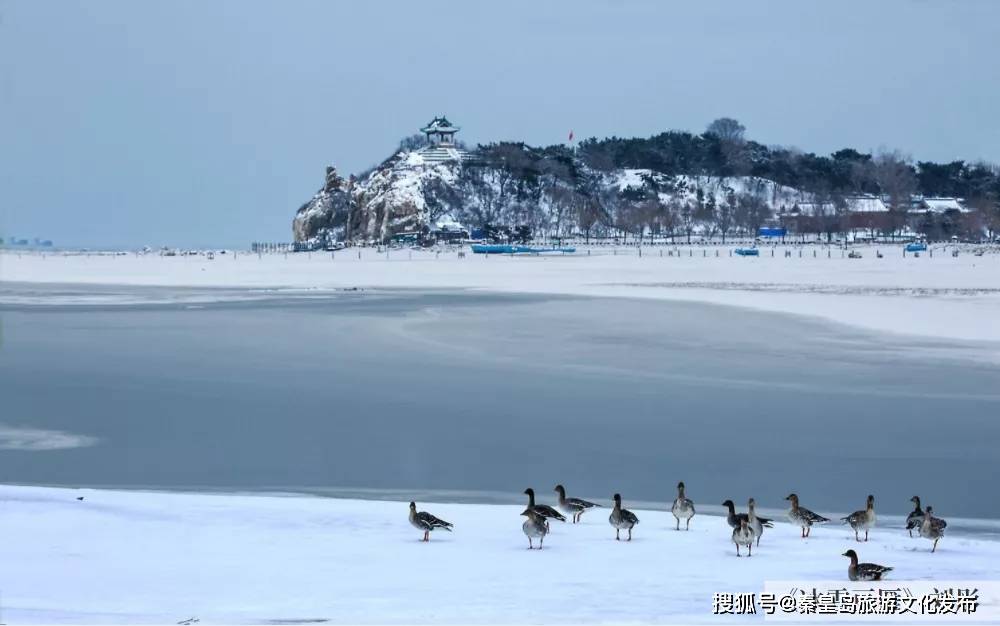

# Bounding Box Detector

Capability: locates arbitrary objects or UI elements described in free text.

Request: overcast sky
[2,0,998,248]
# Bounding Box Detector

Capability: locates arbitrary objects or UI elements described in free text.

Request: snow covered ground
[1,485,998,624]
[3,245,1000,345]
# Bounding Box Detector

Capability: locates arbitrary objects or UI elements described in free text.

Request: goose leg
[748,543,752,557]
[675,517,680,531]
[932,538,938,553]
[627,528,632,541]
[855,529,859,542]
[528,537,533,550]
[736,543,741,557]
[865,530,869,542]
[423,530,429,542]
[616,528,620,541]
[539,536,544,550]
[686,518,691,531]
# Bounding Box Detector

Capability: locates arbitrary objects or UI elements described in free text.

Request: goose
[609,493,639,541]
[524,488,566,527]
[723,499,774,531]
[553,484,600,523]
[785,493,829,538]
[906,496,946,537]
[521,508,548,549]
[732,518,755,557]
[670,481,695,531]
[747,497,770,547]
[408,501,453,542]
[841,494,877,542]
[919,506,945,553]
[842,549,892,581]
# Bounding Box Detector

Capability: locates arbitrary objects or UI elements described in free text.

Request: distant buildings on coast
[1,236,54,248]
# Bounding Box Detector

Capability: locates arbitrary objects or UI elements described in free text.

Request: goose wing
[533,504,567,522]
[858,563,893,580]
[801,507,830,523]
[621,508,640,525]
[416,511,453,531]
[842,509,865,528]
[567,497,599,509]
[905,510,923,530]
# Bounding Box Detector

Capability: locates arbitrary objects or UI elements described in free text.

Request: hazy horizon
[2,0,999,248]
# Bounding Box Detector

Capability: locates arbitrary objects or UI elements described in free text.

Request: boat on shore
[470,244,576,255]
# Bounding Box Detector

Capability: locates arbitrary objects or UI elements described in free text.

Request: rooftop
[421,116,460,134]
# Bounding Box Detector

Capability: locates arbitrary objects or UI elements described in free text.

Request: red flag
[568,130,574,142]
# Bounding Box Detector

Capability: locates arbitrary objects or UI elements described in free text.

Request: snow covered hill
[1,485,998,623]
[291,146,812,246]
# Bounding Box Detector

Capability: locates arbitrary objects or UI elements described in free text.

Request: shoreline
[4,482,1000,537]
[4,247,1000,346]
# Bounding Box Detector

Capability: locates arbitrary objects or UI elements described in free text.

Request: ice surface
[1,485,997,624]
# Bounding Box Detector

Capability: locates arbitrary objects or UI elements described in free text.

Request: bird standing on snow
[408,501,453,542]
[906,496,946,538]
[723,499,774,533]
[521,508,549,549]
[842,494,877,542]
[919,506,946,553]
[786,493,829,538]
[553,484,599,523]
[842,549,892,581]
[747,497,771,547]
[671,481,695,531]
[732,518,755,557]
[609,493,639,541]
[524,487,566,528]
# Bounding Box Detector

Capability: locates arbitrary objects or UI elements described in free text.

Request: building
[417,116,468,163]
[912,197,969,214]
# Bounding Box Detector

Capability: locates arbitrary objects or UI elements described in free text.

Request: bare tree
[677,199,696,244]
[715,192,736,243]
[734,193,771,238]
[873,150,917,240]
[398,133,428,152]
[706,117,746,143]
[576,198,604,243]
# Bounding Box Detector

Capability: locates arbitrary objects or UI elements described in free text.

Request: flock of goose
[409,484,950,581]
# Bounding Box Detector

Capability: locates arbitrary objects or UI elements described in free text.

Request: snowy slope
[613,170,807,211]
[1,485,998,624]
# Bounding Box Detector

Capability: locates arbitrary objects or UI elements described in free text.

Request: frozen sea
[2,283,1000,522]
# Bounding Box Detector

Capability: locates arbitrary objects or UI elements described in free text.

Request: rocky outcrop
[292,145,810,246]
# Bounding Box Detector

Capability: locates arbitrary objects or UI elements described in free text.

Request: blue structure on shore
[470,244,576,255]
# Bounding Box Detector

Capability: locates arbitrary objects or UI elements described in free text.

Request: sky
[2,0,999,249]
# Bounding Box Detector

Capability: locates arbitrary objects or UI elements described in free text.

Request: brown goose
[785,493,829,538]
[524,487,566,527]
[521,508,549,549]
[843,549,892,581]
[841,494,876,542]
[732,518,755,557]
[408,501,453,542]
[554,484,600,523]
[919,506,945,553]
[609,493,639,541]
[671,481,695,531]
